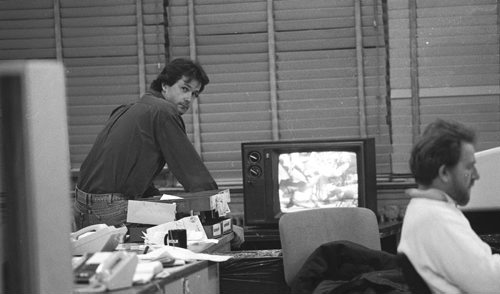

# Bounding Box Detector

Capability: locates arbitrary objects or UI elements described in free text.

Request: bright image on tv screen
[278,151,358,213]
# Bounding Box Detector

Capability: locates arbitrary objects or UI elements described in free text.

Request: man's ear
[438,165,449,183]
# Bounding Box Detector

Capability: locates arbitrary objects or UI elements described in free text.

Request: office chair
[279,207,381,286]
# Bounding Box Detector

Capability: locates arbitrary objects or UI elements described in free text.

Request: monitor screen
[278,151,358,213]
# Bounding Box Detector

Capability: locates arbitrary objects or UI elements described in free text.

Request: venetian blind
[167,0,272,183]
[62,0,166,170]
[389,0,500,173]
[0,1,56,60]
[167,0,390,185]
[0,0,165,173]
[273,0,391,173]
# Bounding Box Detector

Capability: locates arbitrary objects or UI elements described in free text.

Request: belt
[75,186,126,202]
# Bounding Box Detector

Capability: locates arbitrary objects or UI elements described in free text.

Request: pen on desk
[143,246,150,254]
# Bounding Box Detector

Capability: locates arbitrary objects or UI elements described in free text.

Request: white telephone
[70,224,127,256]
[74,251,138,292]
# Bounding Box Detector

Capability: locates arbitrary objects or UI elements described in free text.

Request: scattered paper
[160,194,183,200]
[188,239,219,253]
[208,189,231,217]
[133,261,163,284]
[139,245,232,263]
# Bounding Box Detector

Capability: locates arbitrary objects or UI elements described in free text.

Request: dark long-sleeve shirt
[77,89,218,199]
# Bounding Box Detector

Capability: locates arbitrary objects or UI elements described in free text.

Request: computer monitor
[0,61,73,293]
[462,146,500,211]
[460,146,500,234]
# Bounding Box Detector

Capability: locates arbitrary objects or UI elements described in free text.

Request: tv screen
[278,150,358,213]
[242,138,377,228]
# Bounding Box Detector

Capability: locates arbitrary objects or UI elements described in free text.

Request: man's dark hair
[150,58,209,93]
[409,119,476,186]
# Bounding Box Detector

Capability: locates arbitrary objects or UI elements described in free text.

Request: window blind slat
[61,0,135,8]
[67,85,139,96]
[66,65,139,77]
[0,49,56,59]
[60,5,136,17]
[61,16,137,27]
[62,27,136,37]
[66,75,138,87]
[0,19,53,28]
[0,0,52,10]
[63,46,138,58]
[0,9,53,19]
[63,35,137,47]
[0,28,54,39]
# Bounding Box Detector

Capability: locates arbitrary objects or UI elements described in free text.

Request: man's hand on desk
[231,225,245,249]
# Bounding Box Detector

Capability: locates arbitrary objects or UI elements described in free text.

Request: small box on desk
[125,189,231,243]
[126,200,176,225]
[125,189,230,225]
[164,188,230,214]
[203,222,222,238]
[202,217,233,238]
[221,218,232,234]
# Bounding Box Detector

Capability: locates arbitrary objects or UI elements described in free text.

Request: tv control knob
[248,165,262,177]
[248,151,261,163]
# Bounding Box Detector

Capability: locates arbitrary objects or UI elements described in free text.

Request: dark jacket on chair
[290,240,422,294]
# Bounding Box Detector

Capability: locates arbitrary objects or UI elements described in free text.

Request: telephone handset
[74,251,138,291]
[71,224,127,256]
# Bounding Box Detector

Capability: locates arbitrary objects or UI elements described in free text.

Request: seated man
[398,119,500,293]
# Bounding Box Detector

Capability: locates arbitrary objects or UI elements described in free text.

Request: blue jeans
[73,188,128,230]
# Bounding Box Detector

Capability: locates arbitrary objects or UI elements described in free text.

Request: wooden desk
[110,260,219,294]
[75,232,233,294]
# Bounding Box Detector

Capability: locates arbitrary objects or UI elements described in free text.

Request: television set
[242,138,377,229]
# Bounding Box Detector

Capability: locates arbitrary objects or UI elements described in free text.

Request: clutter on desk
[164,229,188,248]
[126,188,233,242]
[162,188,231,217]
[138,245,232,263]
[73,251,138,292]
[72,189,234,292]
[144,215,206,243]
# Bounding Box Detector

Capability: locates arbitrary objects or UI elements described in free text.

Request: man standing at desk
[398,119,500,293]
[74,58,218,230]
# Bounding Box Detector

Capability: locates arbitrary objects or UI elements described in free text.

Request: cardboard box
[203,222,222,239]
[126,189,230,226]
[126,200,176,225]
[145,188,230,215]
[202,217,233,238]
[221,218,233,234]
[169,189,230,214]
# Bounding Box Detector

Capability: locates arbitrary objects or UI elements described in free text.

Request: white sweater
[398,188,500,294]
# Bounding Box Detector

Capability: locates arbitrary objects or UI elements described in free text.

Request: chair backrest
[279,207,381,285]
